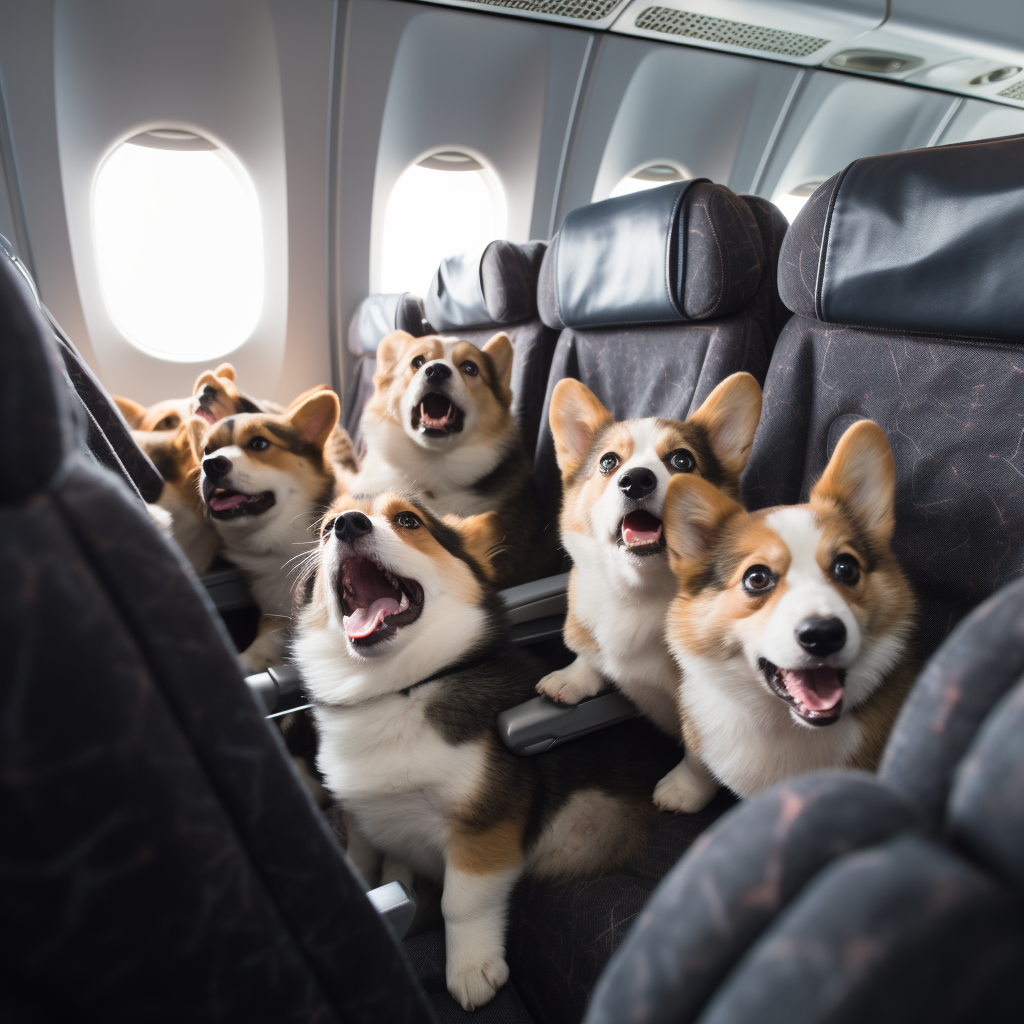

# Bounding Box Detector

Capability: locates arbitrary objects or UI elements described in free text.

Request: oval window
[93,129,263,362]
[380,151,507,296]
[609,163,689,199]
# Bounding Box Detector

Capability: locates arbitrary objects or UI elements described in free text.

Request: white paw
[447,954,509,1011]
[653,765,717,814]
[536,668,590,705]
[239,647,274,674]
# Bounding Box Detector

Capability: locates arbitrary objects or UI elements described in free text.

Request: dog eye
[411,355,426,369]
[742,565,776,594]
[321,517,338,538]
[248,436,270,451]
[396,511,421,529]
[667,448,696,473]
[832,554,861,585]
[155,415,178,430]
[460,360,479,377]
[598,452,620,474]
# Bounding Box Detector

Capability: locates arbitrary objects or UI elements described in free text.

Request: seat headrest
[348,292,429,355]
[425,239,547,331]
[537,181,764,331]
[0,238,76,503]
[778,135,1024,343]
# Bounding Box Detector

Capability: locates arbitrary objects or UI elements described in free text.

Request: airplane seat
[584,575,1024,1024]
[345,290,431,445]
[424,239,558,454]
[739,194,792,356]
[0,247,442,1022]
[745,133,1024,662]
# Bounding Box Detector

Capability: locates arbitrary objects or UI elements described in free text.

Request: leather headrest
[425,240,547,330]
[347,292,429,355]
[0,236,77,503]
[537,181,764,330]
[778,134,1024,342]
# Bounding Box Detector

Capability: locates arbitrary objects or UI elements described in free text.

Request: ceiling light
[970,66,1022,86]
[829,50,924,75]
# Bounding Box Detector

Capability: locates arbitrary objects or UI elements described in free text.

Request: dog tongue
[209,492,247,511]
[622,510,663,547]
[781,667,844,711]
[344,597,401,639]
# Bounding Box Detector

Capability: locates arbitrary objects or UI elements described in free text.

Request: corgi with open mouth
[293,492,679,1011]
[349,330,556,587]
[655,419,918,813]
[189,388,341,672]
[536,374,762,758]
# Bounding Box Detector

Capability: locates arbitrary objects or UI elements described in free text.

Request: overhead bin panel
[410,0,631,30]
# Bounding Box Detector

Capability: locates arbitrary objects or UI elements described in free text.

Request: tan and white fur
[537,375,762,786]
[656,419,917,813]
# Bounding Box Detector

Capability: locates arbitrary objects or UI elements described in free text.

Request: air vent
[998,80,1024,101]
[633,7,829,59]
[464,0,622,20]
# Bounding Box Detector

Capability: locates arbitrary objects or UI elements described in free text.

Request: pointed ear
[185,416,209,463]
[688,373,762,479]
[483,332,514,392]
[375,330,414,378]
[662,473,741,570]
[288,389,340,449]
[811,420,896,543]
[445,510,503,581]
[214,363,236,381]
[286,384,330,412]
[548,378,613,478]
[114,396,147,429]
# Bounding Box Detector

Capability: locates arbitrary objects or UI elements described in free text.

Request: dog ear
[446,511,503,581]
[184,416,209,463]
[482,332,514,393]
[286,384,330,412]
[662,473,740,571]
[688,373,762,480]
[214,363,236,381]
[375,330,415,379]
[114,396,147,429]
[288,389,341,449]
[811,420,896,544]
[548,378,613,478]
[192,368,220,397]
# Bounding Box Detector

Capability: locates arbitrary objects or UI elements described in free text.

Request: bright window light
[93,132,263,362]
[774,182,824,224]
[380,152,507,296]
[609,163,689,199]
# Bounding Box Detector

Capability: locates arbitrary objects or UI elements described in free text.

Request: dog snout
[334,510,373,543]
[618,467,657,501]
[203,455,231,480]
[795,616,847,657]
[201,385,217,403]
[423,362,452,384]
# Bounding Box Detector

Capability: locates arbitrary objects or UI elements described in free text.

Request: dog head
[189,389,340,537]
[191,363,264,424]
[114,395,191,432]
[663,420,915,728]
[363,330,514,452]
[549,373,762,578]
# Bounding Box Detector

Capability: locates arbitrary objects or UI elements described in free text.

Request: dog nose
[618,467,657,500]
[203,455,231,479]
[795,616,847,656]
[423,362,452,384]
[334,511,373,543]
[201,385,217,402]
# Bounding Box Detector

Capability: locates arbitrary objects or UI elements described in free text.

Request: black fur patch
[263,421,323,462]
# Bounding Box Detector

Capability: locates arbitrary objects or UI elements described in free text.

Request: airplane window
[380,151,507,295]
[609,163,690,199]
[93,130,263,362]
[774,181,824,223]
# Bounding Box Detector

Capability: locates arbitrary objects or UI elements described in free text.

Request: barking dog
[536,374,763,749]
[655,420,917,813]
[350,330,556,587]
[293,492,679,1011]
[190,389,341,672]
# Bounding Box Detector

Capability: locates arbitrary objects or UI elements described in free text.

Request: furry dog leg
[536,655,604,705]
[239,615,287,674]
[653,750,718,813]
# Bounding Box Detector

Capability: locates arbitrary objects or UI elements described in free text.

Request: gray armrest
[496,690,640,755]
[498,572,569,645]
[201,566,256,612]
[245,663,304,715]
[366,880,417,940]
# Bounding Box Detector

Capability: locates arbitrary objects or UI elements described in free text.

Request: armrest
[245,663,304,715]
[201,566,257,612]
[366,881,417,941]
[498,572,569,644]
[496,690,639,756]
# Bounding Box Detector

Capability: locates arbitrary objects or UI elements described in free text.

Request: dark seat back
[744,134,1024,659]
[425,240,557,453]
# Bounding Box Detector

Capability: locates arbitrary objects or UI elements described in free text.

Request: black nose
[618,467,657,501]
[203,455,231,479]
[201,385,217,402]
[334,510,373,543]
[423,362,452,384]
[795,616,847,657]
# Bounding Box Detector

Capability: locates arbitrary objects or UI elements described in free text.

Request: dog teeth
[399,591,409,611]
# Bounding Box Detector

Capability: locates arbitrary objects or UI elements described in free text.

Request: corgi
[189,388,341,672]
[655,419,918,813]
[536,374,763,744]
[114,394,191,433]
[293,492,679,1011]
[350,329,556,587]
[190,362,265,424]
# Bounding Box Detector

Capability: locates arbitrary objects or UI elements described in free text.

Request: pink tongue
[344,597,400,639]
[420,401,453,429]
[781,668,843,711]
[209,492,247,511]
[622,521,663,547]
[195,407,216,424]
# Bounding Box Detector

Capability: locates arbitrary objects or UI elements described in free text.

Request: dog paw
[239,647,274,674]
[653,765,717,814]
[536,668,593,705]
[447,955,509,1011]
